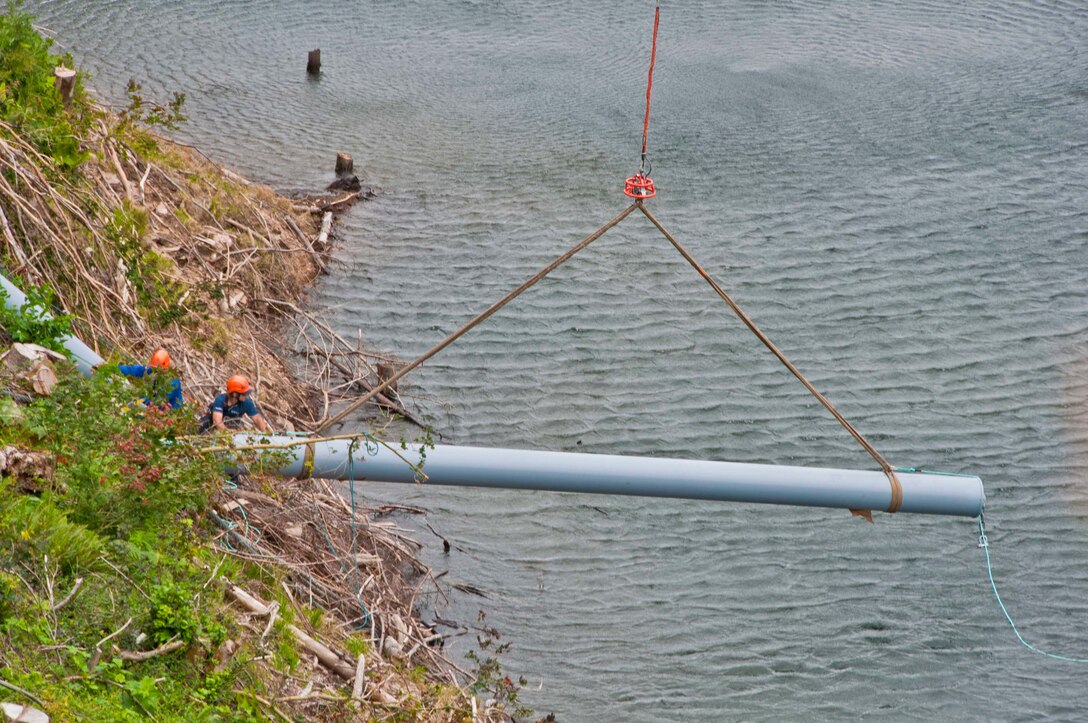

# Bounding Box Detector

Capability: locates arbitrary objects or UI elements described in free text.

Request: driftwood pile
[0,114,412,431]
[209,472,490,720]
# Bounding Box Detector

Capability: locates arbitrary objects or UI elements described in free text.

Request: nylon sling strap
[298,442,316,480]
[315,203,640,434]
[638,203,903,517]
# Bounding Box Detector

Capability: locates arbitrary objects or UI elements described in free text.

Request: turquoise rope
[347,442,372,629]
[306,434,374,626]
[219,479,262,550]
[895,466,976,478]
[978,517,1088,663]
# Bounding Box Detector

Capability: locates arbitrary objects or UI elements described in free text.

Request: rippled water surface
[30,0,1088,719]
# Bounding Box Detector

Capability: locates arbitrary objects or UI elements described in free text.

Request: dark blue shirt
[118,364,184,410]
[209,392,261,420]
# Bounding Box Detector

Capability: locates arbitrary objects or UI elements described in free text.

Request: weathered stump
[0,445,56,494]
[53,66,76,107]
[307,49,321,75]
[335,152,353,176]
[377,362,399,397]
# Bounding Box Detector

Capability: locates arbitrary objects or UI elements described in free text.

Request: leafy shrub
[103,201,189,328]
[119,78,186,132]
[0,3,88,171]
[148,579,198,644]
[21,368,223,538]
[0,280,75,356]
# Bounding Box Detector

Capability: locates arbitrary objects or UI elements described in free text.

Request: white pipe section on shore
[236,434,985,517]
[0,272,104,375]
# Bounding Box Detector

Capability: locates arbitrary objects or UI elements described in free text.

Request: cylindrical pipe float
[237,434,985,517]
[0,273,104,375]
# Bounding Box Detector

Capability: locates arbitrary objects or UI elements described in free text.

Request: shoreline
[0,11,529,717]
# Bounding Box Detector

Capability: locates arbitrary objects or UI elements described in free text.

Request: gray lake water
[28,0,1088,719]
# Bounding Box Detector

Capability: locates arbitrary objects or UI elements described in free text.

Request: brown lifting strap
[639,204,902,520]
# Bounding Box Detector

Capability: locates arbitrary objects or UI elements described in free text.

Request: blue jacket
[118,364,184,410]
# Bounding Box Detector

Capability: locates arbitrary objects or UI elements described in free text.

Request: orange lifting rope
[624,4,661,200]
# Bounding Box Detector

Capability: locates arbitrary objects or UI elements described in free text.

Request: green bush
[0,280,75,356]
[20,369,222,538]
[0,2,88,171]
[148,579,198,645]
[104,201,190,328]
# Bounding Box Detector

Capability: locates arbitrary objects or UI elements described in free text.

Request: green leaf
[0,397,23,427]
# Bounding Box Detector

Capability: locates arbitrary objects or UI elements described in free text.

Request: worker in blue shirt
[199,375,270,433]
[118,348,184,410]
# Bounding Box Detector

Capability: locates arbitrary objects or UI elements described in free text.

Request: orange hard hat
[226,375,251,394]
[149,348,171,369]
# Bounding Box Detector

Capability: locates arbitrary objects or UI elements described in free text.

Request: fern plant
[0,490,106,572]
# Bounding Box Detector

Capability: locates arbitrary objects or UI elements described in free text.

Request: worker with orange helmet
[117,348,184,410]
[199,374,269,433]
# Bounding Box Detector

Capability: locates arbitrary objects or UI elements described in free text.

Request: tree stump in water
[307,49,321,75]
[377,363,399,400]
[335,152,353,176]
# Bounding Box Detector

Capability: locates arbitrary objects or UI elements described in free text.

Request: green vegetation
[0,12,307,715]
[465,612,533,720]
[0,1,88,171]
[114,78,187,162]
[0,367,272,719]
[0,3,194,334]
[0,280,74,355]
[119,78,187,133]
[0,6,531,720]
[104,201,190,328]
[1,370,449,721]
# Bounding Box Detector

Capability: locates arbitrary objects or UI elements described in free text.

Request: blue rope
[895,466,976,478]
[978,517,1088,663]
[306,437,373,629]
[347,440,372,630]
[218,479,262,550]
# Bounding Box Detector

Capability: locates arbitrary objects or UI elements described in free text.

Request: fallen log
[226,581,355,680]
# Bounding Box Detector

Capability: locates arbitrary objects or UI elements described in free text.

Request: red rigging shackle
[624,172,656,200]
